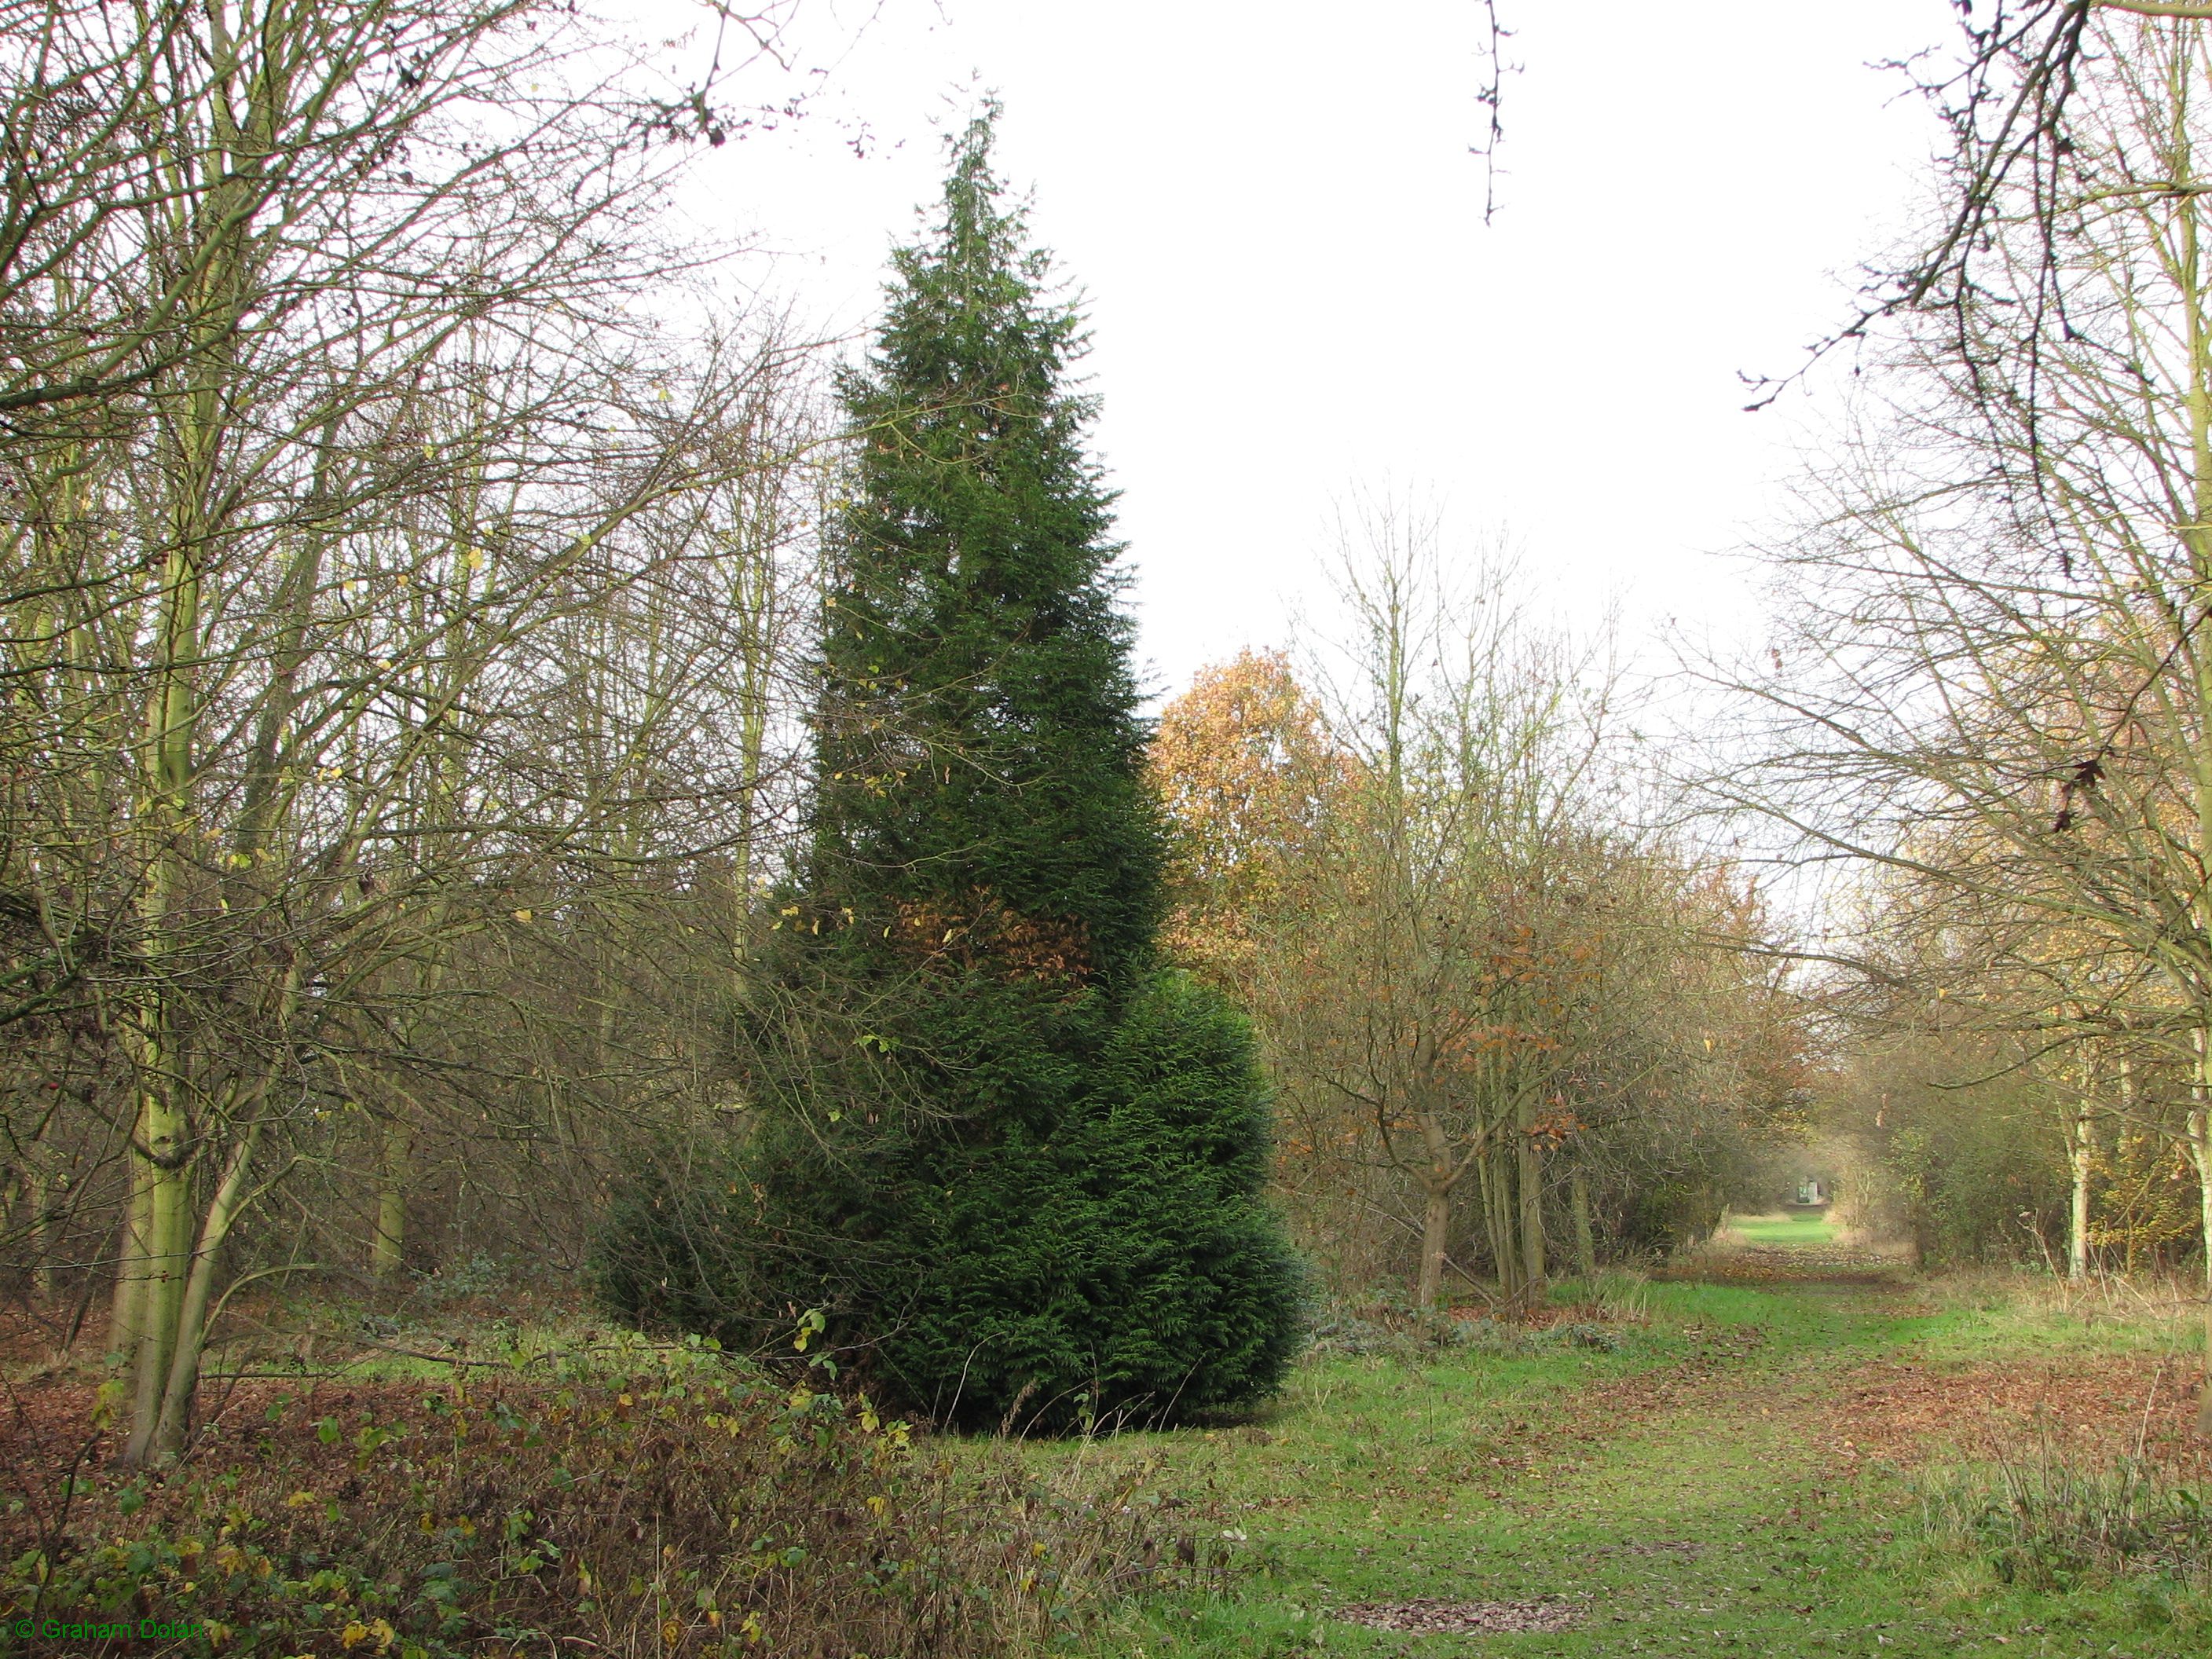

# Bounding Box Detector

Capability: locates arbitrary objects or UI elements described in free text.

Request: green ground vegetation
[1718,1212,1842,1249]
[1048,1236,2210,1658]
[10,1229,2207,1658]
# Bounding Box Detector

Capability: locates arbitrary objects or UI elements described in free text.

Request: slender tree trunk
[1408,1058,1462,1309]
[2068,1093,2095,1284]
[1571,1168,1597,1279]
[2180,1047,2212,1436]
[23,1162,53,1303]
[1517,1094,1546,1288]
[124,448,207,1465]
[1485,1143,1521,1301]
[728,485,778,956]
[370,1115,412,1281]
[2174,128,2212,1438]
[108,1163,150,1366]
[138,975,296,1461]
[124,1062,193,1463]
[1477,1145,1500,1294]
[2187,1103,2212,1295]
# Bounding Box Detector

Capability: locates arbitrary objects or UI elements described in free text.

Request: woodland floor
[1074,1221,2212,1659]
[5,1230,2211,1657]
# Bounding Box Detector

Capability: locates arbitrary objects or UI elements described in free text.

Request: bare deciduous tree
[0,0,830,1463]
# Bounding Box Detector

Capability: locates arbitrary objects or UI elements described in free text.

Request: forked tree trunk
[143,1122,262,1463]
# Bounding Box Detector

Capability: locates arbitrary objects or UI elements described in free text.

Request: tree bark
[123,491,205,1467]
[2191,1040,2212,1437]
[1485,1143,1521,1301]
[1517,1094,1547,1289]
[2068,1091,2096,1284]
[2177,114,2212,1436]
[1571,1168,1597,1279]
[146,1122,262,1461]
[108,1164,149,1368]
[123,1070,192,1463]
[23,1162,53,1303]
[370,1115,412,1282]
[1416,1180,1452,1309]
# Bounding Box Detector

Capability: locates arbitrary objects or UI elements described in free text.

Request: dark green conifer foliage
[815,109,1157,1002]
[595,109,1304,1428]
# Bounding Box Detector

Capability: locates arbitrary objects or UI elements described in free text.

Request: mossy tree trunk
[1571,1168,1597,1279]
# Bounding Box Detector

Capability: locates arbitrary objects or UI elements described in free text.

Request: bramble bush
[2,1339,1244,1658]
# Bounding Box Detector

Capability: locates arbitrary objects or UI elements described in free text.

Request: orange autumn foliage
[1147,650,1352,997]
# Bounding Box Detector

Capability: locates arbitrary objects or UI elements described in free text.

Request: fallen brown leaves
[1658,1243,1914,1286]
[1334,1596,1585,1633]
[1545,1321,1775,1435]
[1823,1354,2212,1480]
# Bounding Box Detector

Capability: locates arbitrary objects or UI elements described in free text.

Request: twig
[2133,1359,2165,1463]
[26,1420,103,1632]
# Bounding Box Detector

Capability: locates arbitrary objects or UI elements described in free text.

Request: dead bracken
[1333,1596,1585,1634]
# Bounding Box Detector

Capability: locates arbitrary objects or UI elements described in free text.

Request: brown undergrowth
[1654,1245,1914,1285]
[1867,1359,2212,1589]
[1,1345,1240,1659]
[1826,1353,2212,1480]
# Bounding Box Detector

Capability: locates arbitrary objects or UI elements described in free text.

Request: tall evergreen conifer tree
[599,109,1303,1428]
[815,104,1159,1040]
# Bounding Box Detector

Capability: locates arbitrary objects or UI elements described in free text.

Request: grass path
[1086,1236,2207,1659]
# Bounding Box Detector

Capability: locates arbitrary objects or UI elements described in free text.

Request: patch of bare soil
[1414,1323,1789,1506]
[1334,1597,1584,1634]
[1823,1354,2212,1480]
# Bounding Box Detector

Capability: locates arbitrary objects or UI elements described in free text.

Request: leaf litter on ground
[1333,1595,1586,1633]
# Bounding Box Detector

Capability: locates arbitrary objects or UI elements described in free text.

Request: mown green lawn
[1053,1275,2210,1659]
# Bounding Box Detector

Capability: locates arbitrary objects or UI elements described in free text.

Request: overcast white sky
[671,0,1954,703]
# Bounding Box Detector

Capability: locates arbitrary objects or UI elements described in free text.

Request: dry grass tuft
[1916,1437,2212,1589]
